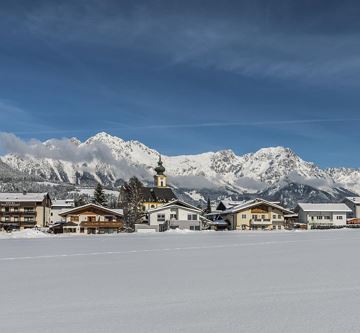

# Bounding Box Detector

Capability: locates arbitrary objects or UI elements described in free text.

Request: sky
[0,0,360,168]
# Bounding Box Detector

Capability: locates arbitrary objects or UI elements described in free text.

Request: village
[0,157,359,235]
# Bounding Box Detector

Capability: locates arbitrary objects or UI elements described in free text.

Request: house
[343,197,360,223]
[0,192,52,231]
[208,198,294,230]
[141,156,177,211]
[59,203,124,234]
[145,200,206,231]
[295,203,352,228]
[50,199,75,224]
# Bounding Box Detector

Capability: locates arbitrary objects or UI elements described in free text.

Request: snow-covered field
[1,230,360,332]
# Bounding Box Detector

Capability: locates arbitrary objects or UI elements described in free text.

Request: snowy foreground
[1,231,360,333]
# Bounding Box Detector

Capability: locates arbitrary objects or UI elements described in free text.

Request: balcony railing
[250,219,272,225]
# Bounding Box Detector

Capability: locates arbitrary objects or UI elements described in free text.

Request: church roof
[141,187,177,203]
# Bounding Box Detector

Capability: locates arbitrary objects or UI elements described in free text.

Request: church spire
[154,155,167,187]
[154,155,166,175]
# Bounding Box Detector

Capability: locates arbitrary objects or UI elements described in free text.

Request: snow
[184,190,206,203]
[2,132,360,196]
[1,230,360,332]
[0,229,51,239]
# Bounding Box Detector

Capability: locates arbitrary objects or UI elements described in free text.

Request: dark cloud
[2,1,359,85]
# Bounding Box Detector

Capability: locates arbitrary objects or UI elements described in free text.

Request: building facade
[59,203,124,234]
[295,203,351,228]
[50,199,75,224]
[147,200,205,231]
[209,198,294,230]
[343,197,360,221]
[0,192,52,231]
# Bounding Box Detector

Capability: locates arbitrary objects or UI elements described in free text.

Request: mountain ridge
[0,132,359,206]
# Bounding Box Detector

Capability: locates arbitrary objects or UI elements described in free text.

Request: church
[141,156,177,211]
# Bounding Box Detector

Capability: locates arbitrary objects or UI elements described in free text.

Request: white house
[343,197,360,220]
[50,199,75,224]
[295,203,352,228]
[147,200,205,231]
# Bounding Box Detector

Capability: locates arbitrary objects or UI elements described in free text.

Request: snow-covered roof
[217,200,246,210]
[59,203,123,217]
[52,199,75,208]
[0,192,49,202]
[345,197,360,204]
[147,200,202,213]
[223,198,293,214]
[297,203,352,212]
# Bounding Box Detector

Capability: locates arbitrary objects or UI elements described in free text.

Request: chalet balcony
[250,219,272,226]
[0,211,37,216]
[79,221,124,228]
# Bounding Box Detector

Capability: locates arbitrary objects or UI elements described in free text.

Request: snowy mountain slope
[0,132,359,204]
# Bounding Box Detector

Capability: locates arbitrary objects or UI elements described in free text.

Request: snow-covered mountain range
[1,132,359,207]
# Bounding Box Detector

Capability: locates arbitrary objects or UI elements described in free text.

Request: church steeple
[154,155,167,187]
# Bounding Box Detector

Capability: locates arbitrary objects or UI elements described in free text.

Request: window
[187,214,197,221]
[150,205,155,208]
[190,226,200,231]
[157,214,165,222]
[324,216,330,220]
[337,216,343,220]
[317,216,323,220]
[5,207,9,212]
[252,214,257,220]
[87,216,96,222]
[70,216,79,222]
[5,216,10,222]
[13,207,18,212]
[170,213,177,220]
[278,215,282,219]
[261,215,266,219]
[241,214,247,219]
[273,215,276,219]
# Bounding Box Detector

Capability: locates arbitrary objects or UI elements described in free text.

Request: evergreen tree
[94,183,107,206]
[120,177,145,232]
[205,198,212,214]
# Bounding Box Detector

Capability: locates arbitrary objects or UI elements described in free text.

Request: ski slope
[1,230,360,332]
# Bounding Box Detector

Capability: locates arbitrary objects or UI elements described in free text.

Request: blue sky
[0,0,360,167]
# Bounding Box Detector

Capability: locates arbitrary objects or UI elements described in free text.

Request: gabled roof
[141,187,177,203]
[59,203,123,217]
[147,199,202,214]
[0,192,50,202]
[216,200,246,211]
[344,197,360,205]
[296,203,352,213]
[222,198,293,214]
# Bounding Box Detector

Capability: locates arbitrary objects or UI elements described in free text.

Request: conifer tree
[120,177,145,231]
[205,198,212,214]
[94,183,107,206]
